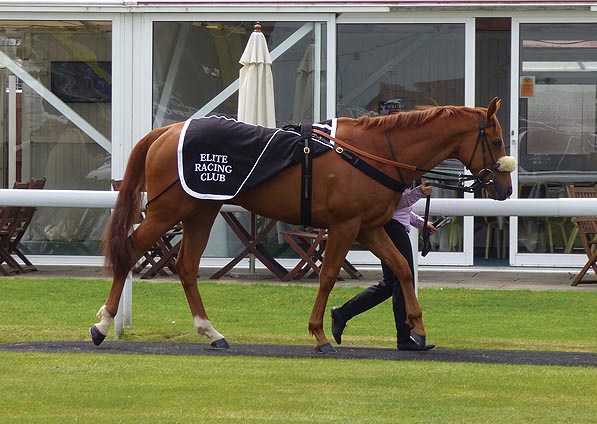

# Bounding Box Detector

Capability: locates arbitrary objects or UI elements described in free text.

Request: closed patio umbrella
[237,22,276,274]
[238,22,276,127]
[292,43,315,122]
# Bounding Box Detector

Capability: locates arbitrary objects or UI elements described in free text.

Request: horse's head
[459,97,514,201]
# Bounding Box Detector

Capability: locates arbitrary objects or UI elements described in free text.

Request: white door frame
[510,14,597,267]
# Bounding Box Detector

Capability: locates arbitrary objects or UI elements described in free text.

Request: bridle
[424,115,501,193]
[312,113,503,194]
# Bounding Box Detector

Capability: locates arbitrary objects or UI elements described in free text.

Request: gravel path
[1,341,595,367]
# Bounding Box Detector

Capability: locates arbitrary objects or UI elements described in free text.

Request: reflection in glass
[152,21,326,128]
[0,20,112,255]
[336,23,465,117]
[518,23,597,254]
[337,23,466,253]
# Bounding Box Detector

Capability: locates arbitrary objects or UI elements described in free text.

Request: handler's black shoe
[398,333,435,351]
[330,307,347,345]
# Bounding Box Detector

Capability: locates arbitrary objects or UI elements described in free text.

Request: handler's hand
[419,180,433,196]
[426,222,438,235]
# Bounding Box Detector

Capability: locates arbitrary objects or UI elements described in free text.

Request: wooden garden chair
[0,178,46,275]
[569,185,597,285]
[280,228,361,281]
[134,222,183,279]
[5,178,47,272]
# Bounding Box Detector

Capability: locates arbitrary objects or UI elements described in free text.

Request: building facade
[1,0,596,268]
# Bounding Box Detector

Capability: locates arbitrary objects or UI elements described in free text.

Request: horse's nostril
[506,186,513,197]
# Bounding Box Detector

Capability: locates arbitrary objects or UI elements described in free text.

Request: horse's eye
[492,139,502,148]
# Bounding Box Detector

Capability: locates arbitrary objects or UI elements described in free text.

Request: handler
[330,180,437,350]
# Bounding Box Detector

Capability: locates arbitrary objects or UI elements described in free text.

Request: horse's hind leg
[176,204,229,349]
[91,212,180,345]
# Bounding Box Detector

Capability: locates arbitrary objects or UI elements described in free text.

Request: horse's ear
[487,97,501,120]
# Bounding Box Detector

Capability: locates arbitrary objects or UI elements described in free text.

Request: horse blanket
[178,115,335,200]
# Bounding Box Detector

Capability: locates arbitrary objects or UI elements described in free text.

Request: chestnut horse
[91,97,513,352]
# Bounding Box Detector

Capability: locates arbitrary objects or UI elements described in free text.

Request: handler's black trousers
[336,219,413,342]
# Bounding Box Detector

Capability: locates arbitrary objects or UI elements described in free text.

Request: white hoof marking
[93,305,113,335]
[193,317,225,342]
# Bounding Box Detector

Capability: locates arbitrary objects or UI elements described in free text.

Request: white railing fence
[2,189,597,215]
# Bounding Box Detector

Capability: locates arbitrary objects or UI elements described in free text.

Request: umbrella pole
[230,211,274,279]
[234,21,276,279]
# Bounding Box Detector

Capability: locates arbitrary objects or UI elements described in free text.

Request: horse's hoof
[89,325,106,346]
[315,342,337,354]
[210,338,230,350]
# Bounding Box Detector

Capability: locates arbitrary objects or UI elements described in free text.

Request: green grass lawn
[1,278,595,352]
[1,277,596,423]
[2,352,595,423]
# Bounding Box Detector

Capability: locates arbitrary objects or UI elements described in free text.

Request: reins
[312,115,498,195]
[312,128,417,171]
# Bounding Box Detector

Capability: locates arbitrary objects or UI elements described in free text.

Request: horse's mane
[355,105,476,131]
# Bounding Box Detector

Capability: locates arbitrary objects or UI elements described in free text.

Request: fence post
[114,271,133,338]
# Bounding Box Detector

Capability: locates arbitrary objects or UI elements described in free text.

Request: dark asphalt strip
[1,341,596,367]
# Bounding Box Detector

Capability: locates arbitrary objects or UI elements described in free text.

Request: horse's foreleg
[176,207,229,349]
[91,215,179,345]
[357,227,425,337]
[310,224,359,352]
[90,272,132,346]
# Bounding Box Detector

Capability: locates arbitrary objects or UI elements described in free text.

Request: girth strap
[300,123,313,227]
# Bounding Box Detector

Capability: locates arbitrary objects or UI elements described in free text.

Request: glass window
[152,20,327,258]
[518,23,597,254]
[337,23,466,253]
[152,21,326,127]
[0,20,112,255]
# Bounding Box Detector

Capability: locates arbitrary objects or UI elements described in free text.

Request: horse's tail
[103,124,173,277]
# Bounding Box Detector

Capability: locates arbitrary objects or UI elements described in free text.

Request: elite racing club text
[194,153,232,182]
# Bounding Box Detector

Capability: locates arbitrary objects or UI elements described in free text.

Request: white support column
[313,22,322,121]
[111,13,143,337]
[510,19,522,265]
[133,13,154,146]
[112,12,146,180]
[463,18,477,266]
[326,13,336,119]
[7,75,17,187]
